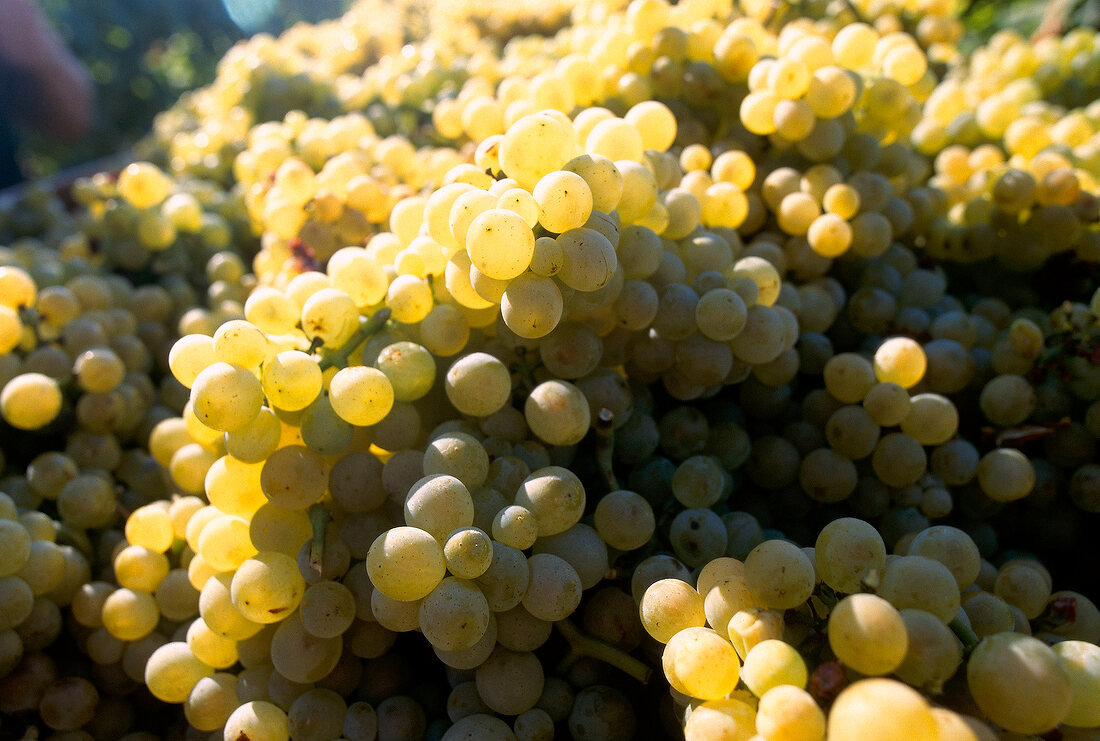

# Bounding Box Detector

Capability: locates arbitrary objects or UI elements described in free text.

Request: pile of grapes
[1,0,1099,739]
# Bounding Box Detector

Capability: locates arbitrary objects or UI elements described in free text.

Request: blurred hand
[0,0,95,140]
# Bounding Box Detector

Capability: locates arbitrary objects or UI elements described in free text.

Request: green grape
[662,626,741,700]
[260,445,328,511]
[366,526,446,602]
[556,227,617,292]
[443,527,494,579]
[375,341,436,402]
[744,540,815,610]
[270,610,342,683]
[899,393,958,446]
[500,273,564,339]
[499,112,572,190]
[0,520,31,577]
[1052,640,1100,728]
[907,526,981,590]
[670,508,728,568]
[740,638,808,697]
[328,366,394,427]
[288,689,347,741]
[872,433,927,488]
[419,576,490,652]
[862,382,911,427]
[531,523,608,591]
[1,373,63,430]
[828,593,908,675]
[978,374,1036,426]
[404,475,474,542]
[144,641,214,703]
[223,700,289,741]
[475,542,529,612]
[231,551,305,624]
[994,559,1052,620]
[977,448,1035,502]
[370,588,421,633]
[475,646,545,716]
[186,618,238,669]
[878,555,960,623]
[827,679,938,741]
[823,353,876,403]
[754,684,826,741]
[262,351,322,412]
[967,633,1072,734]
[593,490,655,552]
[522,553,581,622]
[185,673,239,732]
[640,577,705,644]
[895,608,962,694]
[113,545,169,593]
[815,517,886,595]
[683,697,756,741]
[533,170,593,234]
[563,153,623,213]
[514,466,585,537]
[423,433,489,489]
[444,352,512,418]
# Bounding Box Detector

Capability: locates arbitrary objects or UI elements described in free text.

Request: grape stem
[595,407,619,491]
[317,308,392,370]
[949,613,980,654]
[308,504,331,576]
[554,619,652,684]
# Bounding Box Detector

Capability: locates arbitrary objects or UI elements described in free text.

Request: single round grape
[744,540,815,610]
[967,633,1072,734]
[827,678,938,741]
[223,700,289,741]
[144,641,214,703]
[366,526,446,602]
[815,517,886,595]
[828,593,908,676]
[662,626,741,700]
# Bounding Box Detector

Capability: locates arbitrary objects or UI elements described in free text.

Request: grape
[144,641,214,703]
[531,523,608,591]
[670,508,728,568]
[185,673,239,732]
[262,351,322,412]
[418,577,490,652]
[224,700,290,741]
[404,475,474,543]
[442,714,516,740]
[877,555,960,623]
[740,638,807,698]
[744,540,815,611]
[443,527,494,580]
[967,633,1072,734]
[895,608,962,694]
[593,490,654,552]
[522,553,581,622]
[423,433,489,489]
[828,593,908,676]
[907,526,981,590]
[444,352,511,418]
[827,679,938,741]
[1,373,62,430]
[661,626,740,700]
[977,448,1035,502]
[475,646,544,716]
[475,542,529,612]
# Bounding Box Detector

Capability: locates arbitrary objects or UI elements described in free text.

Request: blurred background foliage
[11,0,1100,179]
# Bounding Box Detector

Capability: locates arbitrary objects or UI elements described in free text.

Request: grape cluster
[0,0,1099,739]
